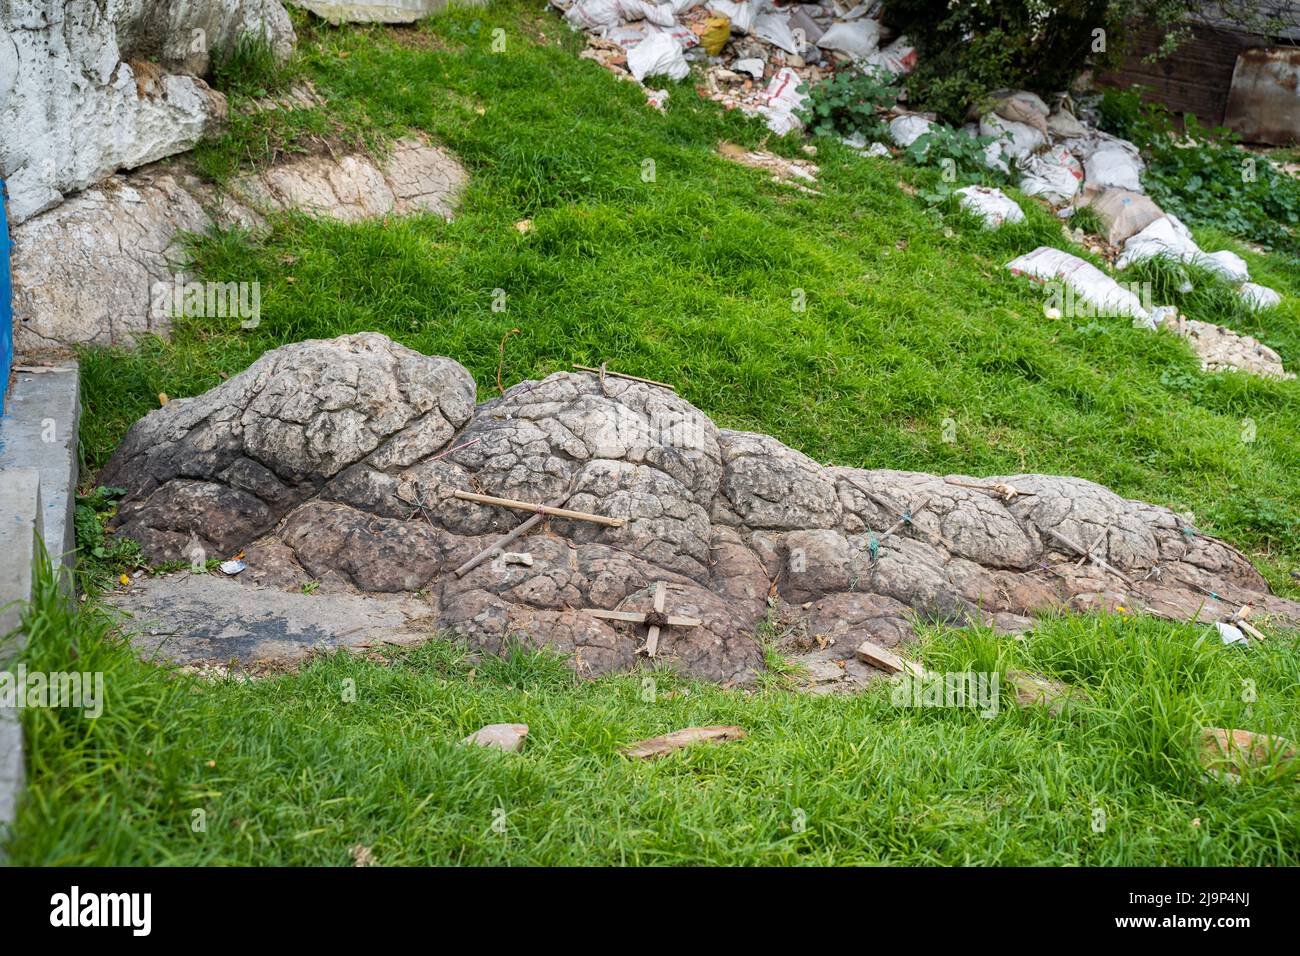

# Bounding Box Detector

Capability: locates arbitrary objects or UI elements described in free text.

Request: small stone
[1199,727,1297,780]
[462,723,529,753]
[1006,670,1089,716]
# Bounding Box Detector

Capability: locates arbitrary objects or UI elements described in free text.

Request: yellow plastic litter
[700,16,730,56]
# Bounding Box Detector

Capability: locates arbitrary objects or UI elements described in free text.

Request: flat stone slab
[105,573,430,670]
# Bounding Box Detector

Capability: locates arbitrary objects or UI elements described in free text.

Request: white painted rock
[462,723,529,752]
[0,0,294,226]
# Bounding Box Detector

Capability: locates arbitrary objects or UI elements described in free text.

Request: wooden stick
[1044,528,1135,586]
[586,609,702,627]
[646,581,667,657]
[452,489,573,578]
[453,490,625,527]
[572,364,676,392]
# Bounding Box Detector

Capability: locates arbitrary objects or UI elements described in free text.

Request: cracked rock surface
[103,333,1300,683]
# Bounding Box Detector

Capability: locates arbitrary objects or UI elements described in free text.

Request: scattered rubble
[1200,728,1297,782]
[1157,312,1294,380]
[718,141,819,191]
[101,333,1300,684]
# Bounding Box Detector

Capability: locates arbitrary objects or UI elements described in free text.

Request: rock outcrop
[11,138,467,350]
[288,0,474,24]
[100,333,1300,683]
[0,0,295,225]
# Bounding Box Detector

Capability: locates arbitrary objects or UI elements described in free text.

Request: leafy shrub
[1098,86,1300,256]
[74,486,142,590]
[882,0,1276,123]
[798,69,898,139]
[902,125,1008,202]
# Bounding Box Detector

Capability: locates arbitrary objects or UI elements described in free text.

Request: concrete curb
[0,361,81,856]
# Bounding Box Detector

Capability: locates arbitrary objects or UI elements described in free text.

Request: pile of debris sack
[549,0,1288,379]
[551,0,912,129]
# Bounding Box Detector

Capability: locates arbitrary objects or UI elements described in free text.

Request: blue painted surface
[0,178,12,414]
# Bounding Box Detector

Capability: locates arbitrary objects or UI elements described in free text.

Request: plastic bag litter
[1216,622,1249,647]
[1080,186,1163,246]
[1017,147,1082,205]
[754,11,801,55]
[789,6,824,46]
[627,30,689,82]
[863,36,916,78]
[699,15,730,54]
[732,56,764,78]
[1084,144,1145,193]
[980,112,1045,161]
[1047,106,1088,139]
[956,186,1025,228]
[565,0,623,31]
[757,67,805,136]
[645,88,670,110]
[1201,250,1250,284]
[888,114,932,148]
[1007,246,1151,321]
[1238,282,1282,312]
[1117,214,1251,284]
[816,20,880,58]
[707,0,755,34]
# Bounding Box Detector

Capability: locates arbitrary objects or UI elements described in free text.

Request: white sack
[956,186,1025,228]
[1084,144,1145,193]
[1007,246,1150,321]
[753,12,801,55]
[1238,282,1282,312]
[816,20,880,58]
[888,114,932,148]
[627,31,689,82]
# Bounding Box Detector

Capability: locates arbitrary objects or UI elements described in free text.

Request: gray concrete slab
[0,468,40,852]
[106,573,433,671]
[0,363,80,568]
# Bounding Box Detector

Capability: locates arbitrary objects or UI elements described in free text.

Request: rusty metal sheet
[1224,46,1300,144]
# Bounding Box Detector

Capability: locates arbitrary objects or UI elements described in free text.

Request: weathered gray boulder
[0,0,294,225]
[11,138,467,350]
[102,333,1300,683]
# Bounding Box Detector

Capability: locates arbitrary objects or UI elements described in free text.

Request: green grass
[18,1,1300,865]
[8,555,1299,865]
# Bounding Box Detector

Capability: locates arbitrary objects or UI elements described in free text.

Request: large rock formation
[101,333,1300,682]
[0,0,294,226]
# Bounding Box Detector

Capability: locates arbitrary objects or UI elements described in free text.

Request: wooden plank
[620,725,747,759]
[585,609,702,627]
[453,489,624,527]
[646,580,667,658]
[572,364,676,391]
[854,640,925,678]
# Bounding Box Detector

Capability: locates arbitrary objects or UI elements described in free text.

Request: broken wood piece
[646,580,667,658]
[854,640,925,678]
[572,364,676,391]
[1228,605,1268,642]
[453,489,624,527]
[620,725,746,759]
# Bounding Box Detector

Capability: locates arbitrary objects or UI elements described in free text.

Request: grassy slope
[10,560,1300,866]
[13,3,1300,864]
